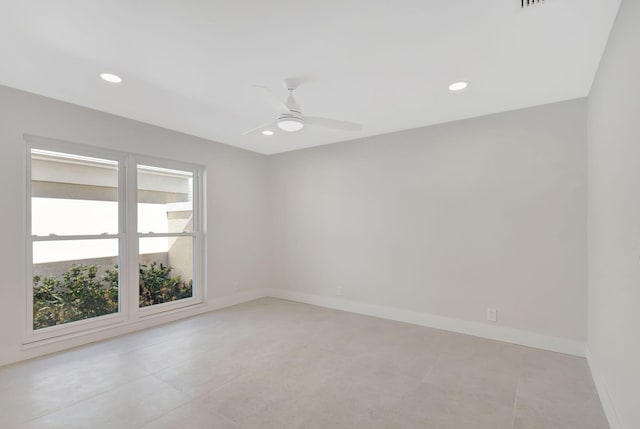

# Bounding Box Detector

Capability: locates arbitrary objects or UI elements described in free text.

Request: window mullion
[31,234,123,242]
[126,155,140,321]
[137,232,197,238]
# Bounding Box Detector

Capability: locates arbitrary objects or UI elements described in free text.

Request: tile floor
[0,298,608,429]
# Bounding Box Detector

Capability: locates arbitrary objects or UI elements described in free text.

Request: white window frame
[133,155,205,317]
[24,135,206,343]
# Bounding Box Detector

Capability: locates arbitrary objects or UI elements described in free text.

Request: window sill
[22,300,207,349]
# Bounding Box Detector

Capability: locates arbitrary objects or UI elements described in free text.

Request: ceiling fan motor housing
[277,113,304,132]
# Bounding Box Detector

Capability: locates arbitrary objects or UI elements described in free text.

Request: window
[137,164,196,309]
[26,136,205,340]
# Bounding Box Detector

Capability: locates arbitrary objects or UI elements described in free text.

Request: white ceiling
[0,0,621,154]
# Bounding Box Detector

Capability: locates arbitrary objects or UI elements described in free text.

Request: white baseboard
[264,288,587,357]
[2,287,587,366]
[206,288,269,311]
[586,348,623,429]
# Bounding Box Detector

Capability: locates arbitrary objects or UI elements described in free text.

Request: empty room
[0,0,638,428]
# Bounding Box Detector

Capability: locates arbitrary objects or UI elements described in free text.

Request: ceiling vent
[522,0,544,7]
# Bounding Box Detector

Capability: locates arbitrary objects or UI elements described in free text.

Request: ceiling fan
[243,78,363,135]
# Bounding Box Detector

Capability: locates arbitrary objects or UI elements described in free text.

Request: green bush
[139,262,193,308]
[33,262,192,330]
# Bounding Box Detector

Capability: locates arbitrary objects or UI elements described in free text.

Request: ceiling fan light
[277,117,304,132]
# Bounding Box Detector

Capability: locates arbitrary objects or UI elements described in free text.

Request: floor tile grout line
[0,347,133,387]
[135,372,248,428]
[511,377,521,429]
[134,401,186,429]
[420,333,450,384]
[217,410,247,429]
[510,349,526,429]
[3,311,239,375]
[12,371,152,427]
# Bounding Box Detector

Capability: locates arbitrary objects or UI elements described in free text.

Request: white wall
[587,0,640,427]
[0,85,271,365]
[269,99,588,345]
[0,85,592,365]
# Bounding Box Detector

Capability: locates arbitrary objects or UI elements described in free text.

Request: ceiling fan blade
[242,122,276,136]
[305,116,363,132]
[251,85,291,112]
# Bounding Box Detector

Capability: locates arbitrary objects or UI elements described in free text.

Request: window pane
[138,165,193,233]
[31,149,119,236]
[32,239,119,329]
[139,236,193,307]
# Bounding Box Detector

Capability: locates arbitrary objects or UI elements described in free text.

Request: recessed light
[449,81,468,91]
[100,73,123,84]
[262,130,274,136]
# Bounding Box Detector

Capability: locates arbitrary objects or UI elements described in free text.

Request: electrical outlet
[336,286,343,296]
[486,308,498,322]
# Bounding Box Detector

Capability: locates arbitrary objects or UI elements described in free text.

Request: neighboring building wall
[33,253,169,278]
[168,211,194,280]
